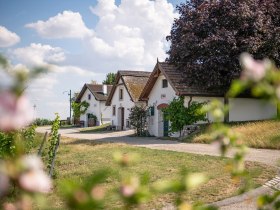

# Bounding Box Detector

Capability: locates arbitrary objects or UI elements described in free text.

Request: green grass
[45,136,277,209]
[184,120,280,150]
[78,123,110,133]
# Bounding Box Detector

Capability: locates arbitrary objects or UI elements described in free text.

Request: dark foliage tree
[167,0,280,89]
[103,73,116,85]
[129,105,148,136]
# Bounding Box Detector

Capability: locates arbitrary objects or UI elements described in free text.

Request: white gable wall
[80,88,112,127]
[146,74,177,137]
[80,89,100,126]
[100,101,111,124]
[110,78,135,130]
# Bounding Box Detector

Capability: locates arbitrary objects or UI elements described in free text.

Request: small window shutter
[151,106,155,116]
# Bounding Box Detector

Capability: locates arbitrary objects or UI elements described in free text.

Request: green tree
[103,73,116,85]
[163,97,206,137]
[71,101,90,119]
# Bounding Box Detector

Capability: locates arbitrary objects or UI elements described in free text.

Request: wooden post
[38,132,48,156]
[49,134,61,177]
[224,96,229,123]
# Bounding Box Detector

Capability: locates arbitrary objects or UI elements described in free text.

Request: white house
[139,61,277,137]
[75,84,113,127]
[106,71,151,130]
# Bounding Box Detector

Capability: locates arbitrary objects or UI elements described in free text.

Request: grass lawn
[78,123,110,133]
[184,120,280,150]
[44,135,277,209]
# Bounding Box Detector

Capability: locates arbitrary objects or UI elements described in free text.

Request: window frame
[119,88,123,100]
[112,105,116,116]
[162,79,168,88]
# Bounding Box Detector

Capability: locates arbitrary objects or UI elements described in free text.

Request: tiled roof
[75,84,113,102]
[140,62,224,100]
[106,71,151,105]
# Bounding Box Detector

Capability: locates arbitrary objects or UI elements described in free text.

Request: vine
[47,113,60,173]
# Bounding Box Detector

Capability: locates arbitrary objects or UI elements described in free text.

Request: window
[119,89,123,100]
[88,94,91,100]
[113,106,116,116]
[162,79,168,88]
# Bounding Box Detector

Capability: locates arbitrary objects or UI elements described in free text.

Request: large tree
[103,73,116,85]
[167,0,280,89]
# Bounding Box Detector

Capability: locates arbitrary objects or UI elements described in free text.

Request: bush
[33,118,53,126]
[129,106,148,136]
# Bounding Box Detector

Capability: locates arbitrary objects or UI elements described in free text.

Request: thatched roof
[106,71,151,106]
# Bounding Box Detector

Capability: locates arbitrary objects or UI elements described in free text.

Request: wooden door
[121,108,125,130]
[163,119,169,137]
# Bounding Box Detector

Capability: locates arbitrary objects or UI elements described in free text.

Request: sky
[0,0,184,120]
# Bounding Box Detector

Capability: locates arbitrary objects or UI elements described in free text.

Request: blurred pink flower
[120,177,139,197]
[240,53,269,82]
[0,172,9,198]
[19,155,52,194]
[21,155,44,171]
[19,170,52,193]
[0,91,33,131]
[3,203,16,210]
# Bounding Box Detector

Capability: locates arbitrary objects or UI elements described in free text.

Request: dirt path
[37,126,280,167]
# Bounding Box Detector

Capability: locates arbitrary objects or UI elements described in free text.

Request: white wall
[80,89,112,127]
[100,101,111,124]
[184,96,277,122]
[80,89,99,126]
[229,98,277,121]
[110,79,135,130]
[147,79,277,137]
[146,74,177,137]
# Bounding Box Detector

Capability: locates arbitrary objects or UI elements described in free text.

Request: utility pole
[69,90,72,124]
[63,90,72,125]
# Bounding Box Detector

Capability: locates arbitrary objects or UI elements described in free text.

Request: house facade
[106,71,151,130]
[140,61,277,137]
[75,84,113,127]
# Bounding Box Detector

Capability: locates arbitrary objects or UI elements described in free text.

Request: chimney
[102,84,107,95]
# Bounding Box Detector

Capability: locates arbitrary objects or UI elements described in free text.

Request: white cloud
[25,11,93,39]
[88,0,178,68]
[0,26,20,47]
[13,43,65,66]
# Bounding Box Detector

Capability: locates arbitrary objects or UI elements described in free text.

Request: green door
[163,120,169,137]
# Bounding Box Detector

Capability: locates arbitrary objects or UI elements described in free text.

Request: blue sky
[0,0,184,119]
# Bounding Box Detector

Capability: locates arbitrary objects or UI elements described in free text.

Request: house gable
[106,71,151,106]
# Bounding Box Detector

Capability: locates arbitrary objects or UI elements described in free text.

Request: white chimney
[102,84,107,95]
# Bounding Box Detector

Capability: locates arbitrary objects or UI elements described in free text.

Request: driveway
[37,126,280,167]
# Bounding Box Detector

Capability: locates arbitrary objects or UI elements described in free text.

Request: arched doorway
[157,103,169,137]
[87,113,96,127]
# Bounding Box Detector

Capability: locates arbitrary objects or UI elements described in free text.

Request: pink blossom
[240,53,269,82]
[120,177,139,197]
[0,172,9,198]
[19,170,52,193]
[21,155,44,171]
[19,155,52,194]
[0,91,33,131]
